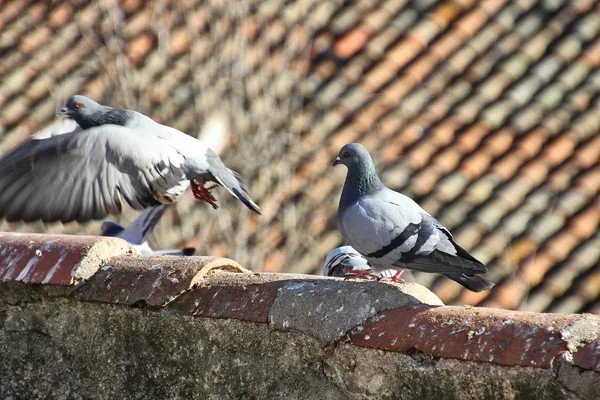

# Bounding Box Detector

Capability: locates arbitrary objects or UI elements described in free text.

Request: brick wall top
[1,232,598,373]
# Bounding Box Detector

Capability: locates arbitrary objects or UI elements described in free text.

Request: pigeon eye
[75,103,83,109]
[343,152,350,158]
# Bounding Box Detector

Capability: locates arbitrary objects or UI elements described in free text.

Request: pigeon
[333,143,494,292]
[323,245,397,280]
[323,245,378,279]
[0,95,261,223]
[100,204,195,256]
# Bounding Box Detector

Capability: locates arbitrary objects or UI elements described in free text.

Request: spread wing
[0,124,186,223]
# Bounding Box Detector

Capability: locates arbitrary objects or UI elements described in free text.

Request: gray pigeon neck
[340,162,384,208]
[76,108,130,129]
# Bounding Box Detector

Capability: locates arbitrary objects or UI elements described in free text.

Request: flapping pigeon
[0,95,260,223]
[333,143,494,292]
[324,245,398,280]
[101,204,195,256]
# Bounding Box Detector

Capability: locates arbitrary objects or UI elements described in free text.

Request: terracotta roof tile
[455,8,489,38]
[435,172,469,202]
[489,276,531,310]
[575,136,600,168]
[127,33,155,64]
[570,206,600,240]
[491,154,522,180]
[124,7,152,36]
[461,152,492,180]
[464,176,498,204]
[543,134,577,166]
[334,26,371,60]
[520,160,549,186]
[387,37,424,68]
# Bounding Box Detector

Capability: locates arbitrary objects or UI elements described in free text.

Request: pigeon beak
[56,107,69,117]
[332,157,341,167]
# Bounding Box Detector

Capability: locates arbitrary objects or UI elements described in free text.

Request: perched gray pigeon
[324,245,397,280]
[0,95,260,223]
[333,143,494,292]
[101,204,195,256]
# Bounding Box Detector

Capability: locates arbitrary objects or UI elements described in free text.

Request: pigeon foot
[191,179,218,209]
[379,269,405,283]
[342,268,379,280]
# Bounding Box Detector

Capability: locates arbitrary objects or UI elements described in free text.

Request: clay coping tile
[347,305,600,371]
[169,280,283,323]
[74,254,252,307]
[0,232,135,285]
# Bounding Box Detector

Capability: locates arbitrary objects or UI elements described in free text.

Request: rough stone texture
[0,299,345,400]
[556,357,600,400]
[325,344,574,400]
[0,297,595,400]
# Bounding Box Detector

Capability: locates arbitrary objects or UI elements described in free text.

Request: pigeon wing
[340,189,485,275]
[0,125,185,223]
[339,189,422,259]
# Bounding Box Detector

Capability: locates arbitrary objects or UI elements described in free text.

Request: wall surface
[1,233,599,399]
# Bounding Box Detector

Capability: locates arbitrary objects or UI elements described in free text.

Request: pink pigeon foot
[342,268,380,280]
[191,179,218,209]
[380,269,405,283]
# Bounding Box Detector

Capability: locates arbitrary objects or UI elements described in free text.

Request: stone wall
[1,232,599,399]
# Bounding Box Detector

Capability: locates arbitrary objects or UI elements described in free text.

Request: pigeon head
[332,143,373,168]
[333,143,384,201]
[57,95,128,129]
[57,96,103,125]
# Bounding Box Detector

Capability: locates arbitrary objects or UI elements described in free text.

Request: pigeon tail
[214,168,261,215]
[154,247,196,256]
[445,273,495,292]
[392,249,487,275]
[100,221,125,237]
[119,205,170,245]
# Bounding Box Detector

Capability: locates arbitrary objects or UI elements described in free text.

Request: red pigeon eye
[343,151,350,158]
[75,103,83,109]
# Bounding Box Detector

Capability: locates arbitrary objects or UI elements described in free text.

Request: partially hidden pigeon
[323,245,397,280]
[101,204,195,256]
[0,95,260,223]
[333,143,494,292]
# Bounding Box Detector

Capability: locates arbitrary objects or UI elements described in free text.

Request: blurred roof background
[0,0,598,313]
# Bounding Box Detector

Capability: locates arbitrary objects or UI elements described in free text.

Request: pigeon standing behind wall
[333,143,494,292]
[323,245,378,279]
[323,245,399,280]
[100,204,195,256]
[0,95,261,224]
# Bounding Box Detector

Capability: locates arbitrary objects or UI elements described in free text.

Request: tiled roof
[0,0,598,313]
